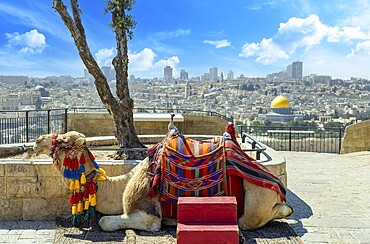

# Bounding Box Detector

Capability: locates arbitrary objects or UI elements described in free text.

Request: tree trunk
[53,0,146,160]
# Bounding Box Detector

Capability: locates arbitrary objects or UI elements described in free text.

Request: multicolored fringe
[54,145,106,226]
[148,124,286,203]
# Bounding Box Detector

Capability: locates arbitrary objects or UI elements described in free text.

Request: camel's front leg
[99,211,162,232]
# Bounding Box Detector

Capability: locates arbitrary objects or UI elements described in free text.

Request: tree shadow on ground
[286,189,313,237]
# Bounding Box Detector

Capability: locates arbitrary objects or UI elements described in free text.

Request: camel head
[33,131,105,181]
[33,131,86,156]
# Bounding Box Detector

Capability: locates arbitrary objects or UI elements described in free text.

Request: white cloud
[203,40,231,49]
[128,48,180,77]
[240,14,370,64]
[95,48,114,67]
[277,14,327,50]
[349,40,370,56]
[326,26,368,43]
[153,29,191,40]
[129,48,157,72]
[240,38,288,64]
[5,29,46,54]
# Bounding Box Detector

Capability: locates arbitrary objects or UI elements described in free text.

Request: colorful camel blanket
[147,130,286,203]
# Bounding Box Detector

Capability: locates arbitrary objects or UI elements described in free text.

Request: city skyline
[1,1,370,79]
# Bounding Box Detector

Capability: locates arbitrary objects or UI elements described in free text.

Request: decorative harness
[51,134,106,226]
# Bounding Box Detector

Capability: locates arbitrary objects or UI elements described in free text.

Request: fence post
[289,127,292,151]
[64,109,68,133]
[26,111,29,142]
[47,110,51,134]
[338,127,342,154]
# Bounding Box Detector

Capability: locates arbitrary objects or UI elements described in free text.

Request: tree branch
[112,8,130,101]
[70,0,85,36]
[53,0,118,110]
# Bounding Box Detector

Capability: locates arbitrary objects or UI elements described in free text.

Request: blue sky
[1,0,370,79]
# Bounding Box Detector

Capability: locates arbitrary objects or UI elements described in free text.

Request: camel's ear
[36,135,48,144]
[75,137,86,146]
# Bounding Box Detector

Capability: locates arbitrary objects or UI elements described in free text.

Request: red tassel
[89,151,95,161]
[77,191,83,202]
[80,154,86,164]
[91,182,97,192]
[67,158,72,168]
[83,189,89,199]
[69,191,78,205]
[88,182,94,195]
[63,157,68,167]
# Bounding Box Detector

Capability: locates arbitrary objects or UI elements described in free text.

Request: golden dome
[271,96,291,108]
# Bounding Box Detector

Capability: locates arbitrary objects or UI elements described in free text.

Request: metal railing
[70,106,232,122]
[0,109,67,144]
[0,107,231,145]
[237,125,344,154]
[240,132,266,160]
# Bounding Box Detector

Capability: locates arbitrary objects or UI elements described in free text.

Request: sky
[1,0,370,80]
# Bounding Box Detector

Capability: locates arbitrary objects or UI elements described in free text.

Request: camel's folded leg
[99,211,161,232]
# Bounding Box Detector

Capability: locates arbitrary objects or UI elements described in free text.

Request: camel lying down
[34,131,293,232]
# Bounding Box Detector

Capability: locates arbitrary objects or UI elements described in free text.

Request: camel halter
[51,135,106,226]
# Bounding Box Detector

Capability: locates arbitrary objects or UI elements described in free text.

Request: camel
[33,130,293,232]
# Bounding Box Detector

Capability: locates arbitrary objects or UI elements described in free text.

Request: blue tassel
[79,164,85,173]
[63,168,68,178]
[74,169,79,179]
[92,160,100,169]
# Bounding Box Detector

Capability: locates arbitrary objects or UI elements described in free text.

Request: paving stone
[0,234,20,243]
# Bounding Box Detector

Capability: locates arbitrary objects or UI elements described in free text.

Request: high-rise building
[227,70,234,80]
[129,74,136,83]
[292,61,303,80]
[101,66,112,81]
[286,64,292,79]
[201,73,210,82]
[209,67,218,82]
[164,66,173,82]
[179,69,189,81]
[185,81,191,99]
[84,69,94,82]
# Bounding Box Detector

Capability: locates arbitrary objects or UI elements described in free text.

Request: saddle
[147,124,286,219]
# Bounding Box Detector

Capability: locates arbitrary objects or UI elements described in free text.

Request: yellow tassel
[84,200,89,210]
[69,180,75,190]
[88,194,92,203]
[80,173,86,185]
[97,175,106,181]
[74,179,80,189]
[71,205,77,215]
[91,194,97,206]
[98,168,106,175]
[77,202,83,213]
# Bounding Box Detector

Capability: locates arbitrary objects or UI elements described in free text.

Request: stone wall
[67,113,228,137]
[0,160,135,221]
[341,120,370,154]
[0,155,286,220]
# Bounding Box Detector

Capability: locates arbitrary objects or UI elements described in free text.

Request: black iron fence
[237,125,344,154]
[0,107,231,145]
[0,109,68,144]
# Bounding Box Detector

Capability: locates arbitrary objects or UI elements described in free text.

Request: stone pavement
[1,151,369,243]
[0,221,56,243]
[285,151,370,243]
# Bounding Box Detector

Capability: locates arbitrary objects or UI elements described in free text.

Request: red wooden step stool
[176,196,239,244]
